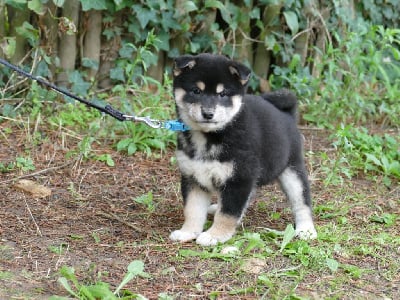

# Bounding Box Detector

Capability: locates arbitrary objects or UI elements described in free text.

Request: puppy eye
[191,87,202,95]
[219,89,228,97]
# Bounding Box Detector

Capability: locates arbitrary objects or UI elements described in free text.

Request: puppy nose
[201,109,214,120]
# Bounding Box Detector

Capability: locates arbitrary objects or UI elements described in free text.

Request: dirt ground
[0,123,399,299]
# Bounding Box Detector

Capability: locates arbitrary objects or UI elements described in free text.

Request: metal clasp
[123,114,162,129]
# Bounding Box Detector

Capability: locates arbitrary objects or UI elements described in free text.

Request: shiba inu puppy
[170,53,317,246]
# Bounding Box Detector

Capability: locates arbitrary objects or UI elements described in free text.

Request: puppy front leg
[196,181,253,246]
[170,186,211,242]
[196,211,239,246]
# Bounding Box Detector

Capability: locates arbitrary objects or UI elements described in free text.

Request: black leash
[0,58,189,131]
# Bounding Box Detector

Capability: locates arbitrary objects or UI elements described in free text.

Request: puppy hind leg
[279,167,317,239]
[170,186,211,242]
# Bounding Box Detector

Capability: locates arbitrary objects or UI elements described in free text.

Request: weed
[271,25,400,128]
[370,212,397,226]
[67,182,86,204]
[0,161,15,173]
[133,191,155,212]
[50,260,151,300]
[330,125,399,186]
[48,243,69,255]
[91,232,101,244]
[0,271,13,280]
[15,156,35,172]
[95,153,115,167]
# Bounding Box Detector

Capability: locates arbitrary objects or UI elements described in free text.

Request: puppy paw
[295,224,317,240]
[196,231,233,246]
[207,204,218,215]
[170,230,199,242]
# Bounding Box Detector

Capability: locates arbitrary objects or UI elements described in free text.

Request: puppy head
[173,54,251,132]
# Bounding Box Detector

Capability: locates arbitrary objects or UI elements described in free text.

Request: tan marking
[229,66,239,77]
[186,60,196,69]
[173,68,182,77]
[196,81,206,91]
[229,66,250,85]
[207,212,238,238]
[174,88,186,106]
[240,77,250,86]
[216,83,224,94]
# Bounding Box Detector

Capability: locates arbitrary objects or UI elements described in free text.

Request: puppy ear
[229,63,251,86]
[173,55,196,77]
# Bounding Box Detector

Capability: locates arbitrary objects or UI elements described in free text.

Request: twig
[0,161,73,184]
[23,194,43,236]
[298,125,326,131]
[96,211,145,233]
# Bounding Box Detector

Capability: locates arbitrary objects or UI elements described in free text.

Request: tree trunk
[147,51,165,83]
[57,0,80,86]
[294,27,309,66]
[40,1,58,77]
[169,0,187,55]
[253,4,283,91]
[83,10,102,80]
[98,11,122,89]
[311,1,330,78]
[233,0,253,65]
[0,2,5,57]
[8,5,31,64]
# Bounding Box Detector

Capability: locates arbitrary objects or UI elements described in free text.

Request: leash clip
[124,114,162,129]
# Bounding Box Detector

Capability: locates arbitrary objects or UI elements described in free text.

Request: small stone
[220,246,239,255]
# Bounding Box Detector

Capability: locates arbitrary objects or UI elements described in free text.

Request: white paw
[295,224,317,240]
[170,230,199,242]
[196,231,234,246]
[207,204,218,215]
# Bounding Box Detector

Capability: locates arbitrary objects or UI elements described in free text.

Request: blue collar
[163,120,190,131]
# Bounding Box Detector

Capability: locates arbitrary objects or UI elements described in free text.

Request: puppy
[170,53,317,246]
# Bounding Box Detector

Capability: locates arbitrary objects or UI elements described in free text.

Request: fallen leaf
[14,179,51,198]
[241,258,266,274]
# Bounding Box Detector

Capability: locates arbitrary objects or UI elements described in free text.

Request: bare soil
[0,123,399,299]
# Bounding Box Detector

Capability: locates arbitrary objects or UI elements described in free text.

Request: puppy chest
[176,150,234,190]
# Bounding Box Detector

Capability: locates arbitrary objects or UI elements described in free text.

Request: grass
[40,179,398,299]
[0,126,399,298]
[1,24,399,300]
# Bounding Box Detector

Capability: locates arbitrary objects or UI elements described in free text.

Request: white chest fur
[176,132,234,190]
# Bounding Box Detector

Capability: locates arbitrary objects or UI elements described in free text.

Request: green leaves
[115,260,150,295]
[27,0,45,14]
[16,21,39,47]
[53,261,149,299]
[80,0,107,11]
[283,11,299,34]
[132,5,158,29]
[52,0,65,7]
[279,224,296,252]
[332,125,400,185]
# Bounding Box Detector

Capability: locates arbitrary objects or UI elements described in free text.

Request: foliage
[50,260,151,299]
[270,25,400,128]
[133,191,155,212]
[331,125,399,186]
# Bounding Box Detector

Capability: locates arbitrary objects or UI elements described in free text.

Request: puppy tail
[261,89,297,117]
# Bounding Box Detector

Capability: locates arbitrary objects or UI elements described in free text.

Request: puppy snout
[201,108,214,120]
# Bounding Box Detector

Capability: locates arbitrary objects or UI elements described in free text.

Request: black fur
[170,53,316,245]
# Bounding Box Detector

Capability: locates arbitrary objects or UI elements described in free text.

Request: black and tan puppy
[170,53,317,246]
